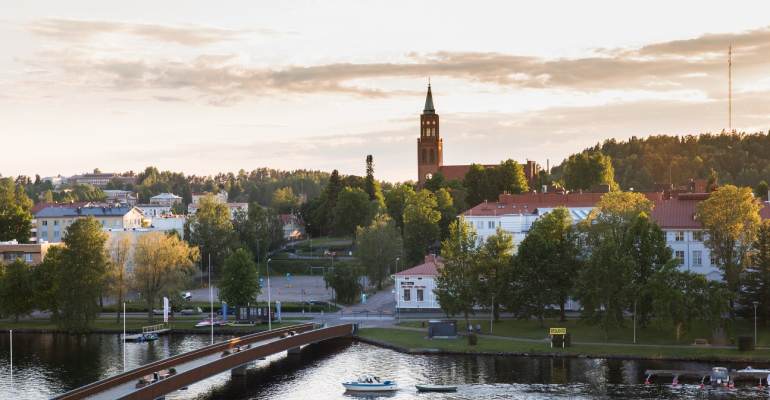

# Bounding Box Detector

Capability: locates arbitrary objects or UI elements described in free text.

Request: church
[416,84,540,191]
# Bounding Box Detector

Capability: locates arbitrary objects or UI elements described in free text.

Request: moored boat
[342,376,397,392]
[415,384,457,392]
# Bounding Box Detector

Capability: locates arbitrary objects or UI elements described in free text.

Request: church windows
[422,149,427,163]
[432,128,435,136]
[430,149,435,163]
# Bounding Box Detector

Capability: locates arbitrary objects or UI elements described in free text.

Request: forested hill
[550,131,770,191]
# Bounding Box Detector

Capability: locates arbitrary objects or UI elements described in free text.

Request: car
[216,307,235,315]
[152,308,170,315]
[181,292,192,301]
[181,307,202,315]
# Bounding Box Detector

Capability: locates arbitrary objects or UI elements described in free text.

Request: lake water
[1,331,769,399]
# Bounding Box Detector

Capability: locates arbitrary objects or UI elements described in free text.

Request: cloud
[24,18,295,47]
[153,95,186,102]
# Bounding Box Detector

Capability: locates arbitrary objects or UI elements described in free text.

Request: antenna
[729,43,732,133]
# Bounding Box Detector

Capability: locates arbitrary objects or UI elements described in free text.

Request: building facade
[35,205,144,243]
[191,192,227,204]
[187,202,247,216]
[392,254,443,311]
[150,193,182,206]
[137,204,172,217]
[0,241,54,267]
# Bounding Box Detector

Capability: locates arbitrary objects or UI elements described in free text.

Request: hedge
[738,335,755,351]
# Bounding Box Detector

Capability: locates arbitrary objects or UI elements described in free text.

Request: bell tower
[417,82,442,190]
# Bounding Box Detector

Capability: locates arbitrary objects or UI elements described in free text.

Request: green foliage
[219,249,261,306]
[0,183,33,243]
[580,191,654,247]
[467,332,478,345]
[188,194,236,277]
[497,158,529,194]
[270,186,301,215]
[476,227,514,323]
[333,187,371,238]
[323,260,362,305]
[0,259,35,322]
[232,203,272,265]
[440,178,468,213]
[505,231,559,328]
[383,184,415,234]
[434,218,479,325]
[697,185,762,316]
[58,216,109,333]
[355,214,402,290]
[740,220,770,324]
[463,164,492,207]
[403,190,440,267]
[756,181,769,199]
[562,151,617,191]
[423,172,446,192]
[30,246,62,318]
[572,238,633,340]
[738,335,755,351]
[434,189,456,241]
[364,155,377,201]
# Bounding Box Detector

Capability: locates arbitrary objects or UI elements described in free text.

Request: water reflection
[2,332,770,399]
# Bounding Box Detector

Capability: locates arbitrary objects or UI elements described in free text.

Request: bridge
[51,323,356,400]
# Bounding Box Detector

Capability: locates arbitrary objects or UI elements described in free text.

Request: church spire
[423,80,435,115]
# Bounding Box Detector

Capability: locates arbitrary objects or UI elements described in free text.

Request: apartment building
[35,205,144,243]
[0,240,54,267]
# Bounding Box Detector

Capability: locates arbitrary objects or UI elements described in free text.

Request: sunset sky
[3,1,770,183]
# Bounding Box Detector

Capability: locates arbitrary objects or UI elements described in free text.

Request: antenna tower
[729,44,732,133]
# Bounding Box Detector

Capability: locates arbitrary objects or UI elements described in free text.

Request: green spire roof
[423,84,435,115]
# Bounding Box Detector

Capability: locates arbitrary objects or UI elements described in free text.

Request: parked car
[216,307,236,315]
[181,292,192,301]
[152,308,172,315]
[181,307,202,315]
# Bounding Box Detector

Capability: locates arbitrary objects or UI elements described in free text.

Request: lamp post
[123,303,126,371]
[209,253,213,345]
[396,257,400,274]
[491,293,495,334]
[198,245,203,286]
[633,301,637,344]
[754,301,759,347]
[310,239,313,261]
[267,258,272,331]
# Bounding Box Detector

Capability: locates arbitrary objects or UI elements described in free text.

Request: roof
[188,202,247,209]
[650,196,770,229]
[150,193,181,199]
[423,84,435,115]
[439,164,498,181]
[137,204,171,208]
[462,193,606,216]
[36,205,140,218]
[30,202,91,216]
[282,215,305,225]
[70,173,117,179]
[393,254,443,276]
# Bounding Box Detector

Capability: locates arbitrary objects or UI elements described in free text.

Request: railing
[142,324,164,333]
[51,323,316,400]
[340,310,394,318]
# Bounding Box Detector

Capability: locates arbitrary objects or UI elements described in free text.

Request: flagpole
[123,303,126,372]
[10,330,12,400]
[209,253,213,345]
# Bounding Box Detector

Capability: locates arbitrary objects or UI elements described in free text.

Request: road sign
[362,294,366,304]
[260,278,263,286]
[550,328,567,334]
[287,273,290,281]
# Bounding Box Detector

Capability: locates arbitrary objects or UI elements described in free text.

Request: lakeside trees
[355,214,402,290]
[105,233,134,323]
[323,260,362,305]
[219,249,260,307]
[434,218,479,326]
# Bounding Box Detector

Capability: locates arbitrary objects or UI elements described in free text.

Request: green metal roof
[423,84,435,114]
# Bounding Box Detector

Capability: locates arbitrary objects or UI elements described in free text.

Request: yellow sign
[550,328,566,335]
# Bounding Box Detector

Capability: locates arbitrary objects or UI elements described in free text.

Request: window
[430,149,435,163]
[693,231,704,242]
[416,289,424,302]
[42,231,48,240]
[675,250,685,265]
[403,289,411,302]
[675,231,684,242]
[102,220,107,227]
[54,220,59,226]
[3,253,24,261]
[54,231,60,240]
[476,221,483,229]
[488,221,494,229]
[693,251,702,267]
[42,221,48,226]
[25,254,33,262]
[114,220,119,228]
[432,128,436,136]
[710,253,718,266]
[422,149,427,163]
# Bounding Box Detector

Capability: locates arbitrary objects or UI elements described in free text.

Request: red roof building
[392,254,443,311]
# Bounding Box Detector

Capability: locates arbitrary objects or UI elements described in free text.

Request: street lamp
[396,257,400,274]
[267,258,272,331]
[490,293,495,334]
[209,254,213,345]
[310,239,313,261]
[754,301,759,347]
[198,245,203,286]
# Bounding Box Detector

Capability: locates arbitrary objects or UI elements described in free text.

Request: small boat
[342,376,397,392]
[126,333,159,342]
[415,384,457,392]
[738,366,770,374]
[195,318,228,328]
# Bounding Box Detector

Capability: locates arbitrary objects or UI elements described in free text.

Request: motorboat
[342,376,397,392]
[710,367,730,387]
[126,333,159,342]
[415,384,457,392]
[195,318,227,328]
[737,366,770,374]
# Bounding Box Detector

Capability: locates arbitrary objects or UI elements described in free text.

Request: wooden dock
[125,324,171,341]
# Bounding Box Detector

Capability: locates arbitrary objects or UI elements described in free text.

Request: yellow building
[35,205,144,243]
[191,192,227,204]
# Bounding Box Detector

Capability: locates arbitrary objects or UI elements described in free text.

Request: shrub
[738,335,755,351]
[137,378,148,384]
[467,333,478,345]
[222,349,231,355]
[280,333,287,338]
[168,367,176,374]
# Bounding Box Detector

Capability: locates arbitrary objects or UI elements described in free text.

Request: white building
[187,202,247,216]
[150,193,182,206]
[392,254,443,311]
[282,214,306,241]
[137,204,172,217]
[191,192,227,204]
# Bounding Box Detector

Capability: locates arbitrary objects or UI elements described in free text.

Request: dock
[125,324,171,341]
[645,369,770,386]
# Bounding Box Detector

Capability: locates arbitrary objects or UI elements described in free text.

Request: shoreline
[352,335,770,364]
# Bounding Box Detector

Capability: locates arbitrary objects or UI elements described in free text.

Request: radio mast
[728,44,732,133]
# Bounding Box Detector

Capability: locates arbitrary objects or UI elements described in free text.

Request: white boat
[342,376,397,392]
[738,366,770,374]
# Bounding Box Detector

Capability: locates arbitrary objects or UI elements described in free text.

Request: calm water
[1,331,770,399]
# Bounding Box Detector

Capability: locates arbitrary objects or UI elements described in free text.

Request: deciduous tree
[30,246,62,321]
[740,220,770,325]
[355,214,402,290]
[562,151,618,191]
[105,233,134,323]
[188,194,235,277]
[476,227,514,323]
[324,260,362,305]
[219,248,260,306]
[384,184,415,235]
[333,187,371,239]
[0,259,35,322]
[403,190,440,267]
[434,218,479,326]
[505,232,558,328]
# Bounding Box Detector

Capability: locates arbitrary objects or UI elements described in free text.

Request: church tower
[417,83,442,190]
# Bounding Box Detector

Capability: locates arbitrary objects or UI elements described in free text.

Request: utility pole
[729,43,732,133]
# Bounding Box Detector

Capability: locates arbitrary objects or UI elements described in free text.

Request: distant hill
[550,131,770,191]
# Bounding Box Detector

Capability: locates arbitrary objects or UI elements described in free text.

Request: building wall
[37,210,143,243]
[0,242,54,266]
[394,274,439,310]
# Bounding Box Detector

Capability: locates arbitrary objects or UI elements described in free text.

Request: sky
[2,1,770,183]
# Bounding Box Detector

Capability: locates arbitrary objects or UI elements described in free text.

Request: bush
[467,333,478,345]
[222,349,231,355]
[738,335,755,351]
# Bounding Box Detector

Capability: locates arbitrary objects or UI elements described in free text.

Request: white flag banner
[164,297,169,323]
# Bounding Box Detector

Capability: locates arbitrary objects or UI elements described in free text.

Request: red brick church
[416,84,540,190]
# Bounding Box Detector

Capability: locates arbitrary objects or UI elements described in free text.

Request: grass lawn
[0,318,302,332]
[396,317,770,347]
[288,236,353,250]
[358,328,770,359]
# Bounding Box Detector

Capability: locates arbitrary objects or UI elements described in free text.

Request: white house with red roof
[392,254,443,311]
[282,214,306,241]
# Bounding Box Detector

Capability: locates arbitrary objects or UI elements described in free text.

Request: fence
[340,310,394,318]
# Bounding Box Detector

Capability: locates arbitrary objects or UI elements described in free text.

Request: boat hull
[415,385,457,392]
[342,383,397,392]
